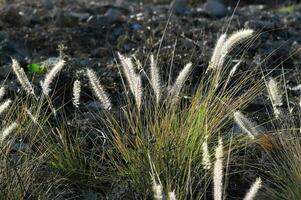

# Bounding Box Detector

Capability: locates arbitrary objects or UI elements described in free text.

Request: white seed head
[73,80,81,108]
[229,61,241,78]
[118,53,143,110]
[118,52,138,91]
[135,75,142,110]
[86,69,111,110]
[0,99,12,115]
[219,29,254,69]
[41,60,65,95]
[202,137,211,170]
[243,178,262,200]
[169,62,192,104]
[152,179,163,200]
[222,29,254,54]
[267,78,282,107]
[1,122,18,142]
[208,33,227,71]
[233,111,261,139]
[213,138,223,200]
[0,87,5,101]
[168,191,177,200]
[150,54,161,104]
[11,58,35,95]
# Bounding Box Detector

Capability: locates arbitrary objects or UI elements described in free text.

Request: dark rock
[170,0,191,15]
[204,0,228,18]
[0,5,29,26]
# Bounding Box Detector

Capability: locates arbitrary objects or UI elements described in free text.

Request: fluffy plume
[150,54,161,104]
[135,75,142,110]
[208,33,227,71]
[168,191,177,200]
[213,138,223,200]
[86,69,111,110]
[118,53,143,110]
[243,178,262,200]
[229,61,241,78]
[152,178,163,200]
[11,58,34,95]
[267,78,282,107]
[1,122,18,142]
[216,29,254,70]
[73,80,81,108]
[41,60,65,95]
[0,87,5,101]
[118,53,138,90]
[289,84,301,91]
[0,99,12,115]
[169,62,192,104]
[202,136,211,170]
[233,111,262,139]
[222,29,254,55]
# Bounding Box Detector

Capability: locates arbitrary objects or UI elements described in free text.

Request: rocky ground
[0,0,300,199]
[0,0,300,108]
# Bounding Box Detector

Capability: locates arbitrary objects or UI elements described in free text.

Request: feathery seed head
[169,62,192,104]
[150,54,161,104]
[213,138,223,200]
[73,80,81,108]
[208,33,227,71]
[168,191,177,200]
[86,69,111,110]
[11,58,35,95]
[229,61,241,77]
[135,75,142,110]
[243,178,262,200]
[267,78,282,107]
[215,29,254,70]
[222,29,254,54]
[202,137,211,170]
[41,60,65,95]
[0,87,5,101]
[118,52,143,110]
[233,111,261,139]
[152,179,163,200]
[118,52,137,88]
[0,99,12,115]
[1,122,18,143]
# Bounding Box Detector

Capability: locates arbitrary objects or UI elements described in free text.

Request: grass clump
[97,29,262,199]
[0,28,266,199]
